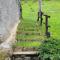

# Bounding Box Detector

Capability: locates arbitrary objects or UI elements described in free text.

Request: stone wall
[0,0,19,43]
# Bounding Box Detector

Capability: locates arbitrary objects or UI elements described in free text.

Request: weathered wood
[40,12,43,25]
[44,15,50,37]
[37,11,43,26]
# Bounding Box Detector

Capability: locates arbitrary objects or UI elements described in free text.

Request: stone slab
[13,51,38,55]
[0,0,19,43]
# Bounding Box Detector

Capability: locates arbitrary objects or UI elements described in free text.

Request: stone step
[15,56,39,60]
[16,39,41,42]
[13,51,38,55]
[16,32,40,35]
[11,51,39,60]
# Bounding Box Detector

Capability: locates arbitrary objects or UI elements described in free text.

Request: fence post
[44,15,50,38]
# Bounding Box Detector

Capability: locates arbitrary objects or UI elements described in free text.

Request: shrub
[38,38,60,60]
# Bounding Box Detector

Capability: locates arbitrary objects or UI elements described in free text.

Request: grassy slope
[16,1,60,47]
[42,1,60,39]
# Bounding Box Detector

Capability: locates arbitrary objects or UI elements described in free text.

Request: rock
[24,57,31,60]
[33,57,39,60]
[15,58,22,60]
[0,0,20,59]
[0,49,12,60]
[0,0,19,43]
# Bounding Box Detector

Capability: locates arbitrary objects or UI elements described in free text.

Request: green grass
[16,0,60,47]
[16,1,44,47]
[16,42,41,47]
[42,1,60,38]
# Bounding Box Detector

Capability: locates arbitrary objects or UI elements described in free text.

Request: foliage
[38,38,60,60]
[0,51,9,60]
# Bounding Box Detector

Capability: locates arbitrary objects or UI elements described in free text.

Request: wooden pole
[37,0,42,21]
[37,0,43,26]
[17,0,22,19]
[38,0,42,17]
[44,15,50,38]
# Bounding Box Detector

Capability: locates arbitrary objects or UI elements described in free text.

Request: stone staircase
[10,51,40,60]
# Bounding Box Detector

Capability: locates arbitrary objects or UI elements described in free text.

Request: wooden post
[37,0,42,21]
[20,3,22,19]
[37,12,40,21]
[40,12,43,26]
[38,0,42,17]
[44,15,50,38]
[17,0,22,19]
[37,12,43,26]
